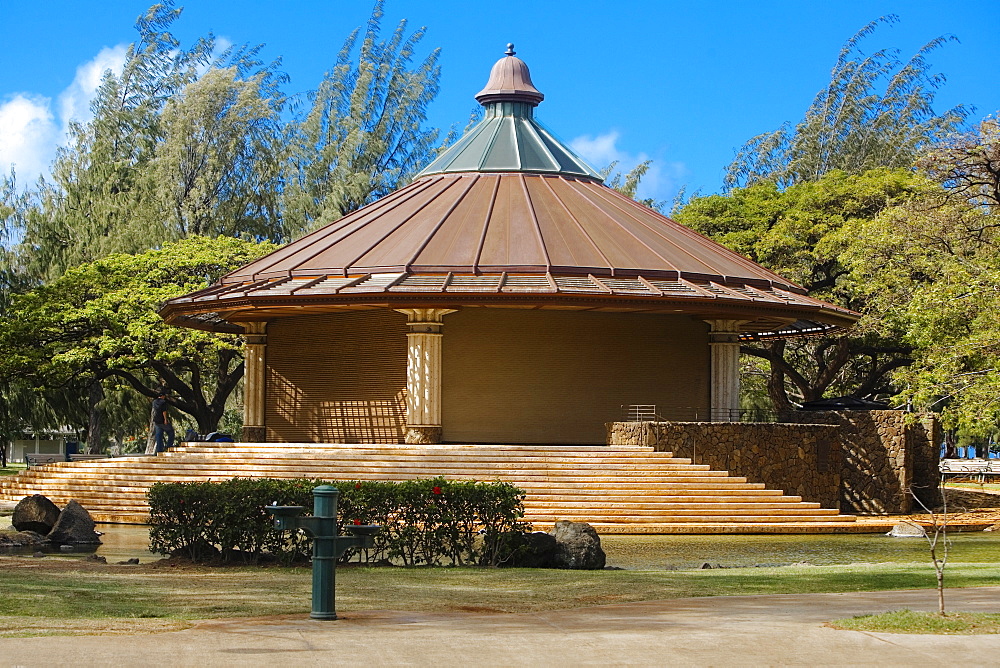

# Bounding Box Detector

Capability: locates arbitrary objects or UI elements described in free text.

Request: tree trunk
[86,381,104,454]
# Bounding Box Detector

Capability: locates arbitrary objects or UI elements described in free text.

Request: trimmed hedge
[147,477,531,566]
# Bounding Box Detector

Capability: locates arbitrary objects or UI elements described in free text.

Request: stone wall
[607,411,941,515]
[785,411,941,514]
[607,421,842,509]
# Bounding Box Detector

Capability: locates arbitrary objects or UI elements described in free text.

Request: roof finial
[505,43,515,56]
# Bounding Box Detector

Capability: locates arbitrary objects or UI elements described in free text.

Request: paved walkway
[2,587,999,667]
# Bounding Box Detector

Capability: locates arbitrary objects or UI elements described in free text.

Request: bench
[69,453,111,462]
[24,453,64,467]
[940,459,1000,482]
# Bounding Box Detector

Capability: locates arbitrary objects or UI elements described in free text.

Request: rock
[887,522,927,538]
[11,494,61,535]
[508,532,559,568]
[85,554,107,564]
[47,500,102,545]
[32,551,46,558]
[0,530,49,548]
[700,562,714,569]
[550,520,606,570]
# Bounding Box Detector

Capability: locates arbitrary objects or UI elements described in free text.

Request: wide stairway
[0,443,862,534]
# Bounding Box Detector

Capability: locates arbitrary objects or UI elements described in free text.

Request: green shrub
[148,477,530,566]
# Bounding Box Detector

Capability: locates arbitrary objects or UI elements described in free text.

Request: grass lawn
[946,481,1000,493]
[1,463,26,477]
[1,557,999,637]
[831,609,1000,634]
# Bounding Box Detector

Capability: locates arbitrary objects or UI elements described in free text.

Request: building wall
[607,411,941,514]
[265,310,408,443]
[607,421,842,508]
[784,410,941,514]
[443,309,709,444]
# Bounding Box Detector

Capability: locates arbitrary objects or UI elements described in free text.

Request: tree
[152,66,285,240]
[281,0,446,235]
[21,3,213,281]
[846,126,1000,433]
[726,16,970,190]
[0,236,276,448]
[602,160,665,212]
[917,115,1000,210]
[675,168,935,409]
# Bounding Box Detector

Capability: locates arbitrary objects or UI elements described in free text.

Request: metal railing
[620,405,789,423]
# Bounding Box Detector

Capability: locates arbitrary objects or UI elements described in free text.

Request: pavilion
[160,45,858,447]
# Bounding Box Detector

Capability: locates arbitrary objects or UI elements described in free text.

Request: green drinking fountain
[265,484,380,620]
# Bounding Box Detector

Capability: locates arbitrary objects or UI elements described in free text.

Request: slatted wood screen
[265,310,408,443]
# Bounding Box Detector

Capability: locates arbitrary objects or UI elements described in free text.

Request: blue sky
[2,0,998,203]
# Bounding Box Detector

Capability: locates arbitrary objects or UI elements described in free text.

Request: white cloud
[570,130,688,204]
[0,94,58,183]
[58,45,128,133]
[0,46,127,184]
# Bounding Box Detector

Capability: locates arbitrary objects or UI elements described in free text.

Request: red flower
[432,486,442,495]
[353,519,362,525]
[354,482,362,490]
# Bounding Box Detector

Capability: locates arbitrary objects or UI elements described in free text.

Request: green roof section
[416,48,604,182]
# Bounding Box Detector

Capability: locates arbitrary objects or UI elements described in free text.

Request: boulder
[508,531,559,568]
[12,494,61,535]
[0,530,49,548]
[550,520,606,570]
[887,521,927,538]
[47,500,102,545]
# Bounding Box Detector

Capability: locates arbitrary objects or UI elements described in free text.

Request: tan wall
[265,310,408,443]
[443,309,709,444]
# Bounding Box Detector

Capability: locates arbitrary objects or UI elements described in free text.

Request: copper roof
[161,47,859,337]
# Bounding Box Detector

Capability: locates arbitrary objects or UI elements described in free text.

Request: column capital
[704,318,748,333]
[394,308,458,325]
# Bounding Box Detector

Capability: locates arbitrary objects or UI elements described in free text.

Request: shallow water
[601,532,1000,569]
[7,524,1000,569]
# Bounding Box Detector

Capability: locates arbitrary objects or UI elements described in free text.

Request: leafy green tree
[0,236,276,449]
[726,16,970,190]
[675,168,934,409]
[281,0,447,234]
[847,121,1000,433]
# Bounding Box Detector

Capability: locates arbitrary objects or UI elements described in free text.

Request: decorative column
[240,321,268,442]
[394,308,457,444]
[706,320,746,422]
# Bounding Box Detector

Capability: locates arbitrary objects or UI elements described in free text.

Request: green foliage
[726,16,970,190]
[281,0,446,234]
[675,168,930,407]
[845,157,1000,433]
[147,478,530,567]
[917,115,1000,211]
[152,66,285,240]
[0,236,276,435]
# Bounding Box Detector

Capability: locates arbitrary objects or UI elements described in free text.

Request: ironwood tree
[725,15,970,191]
[281,0,448,235]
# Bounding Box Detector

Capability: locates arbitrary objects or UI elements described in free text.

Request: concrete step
[0,442,854,534]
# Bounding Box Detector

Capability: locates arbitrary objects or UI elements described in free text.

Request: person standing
[152,389,175,453]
